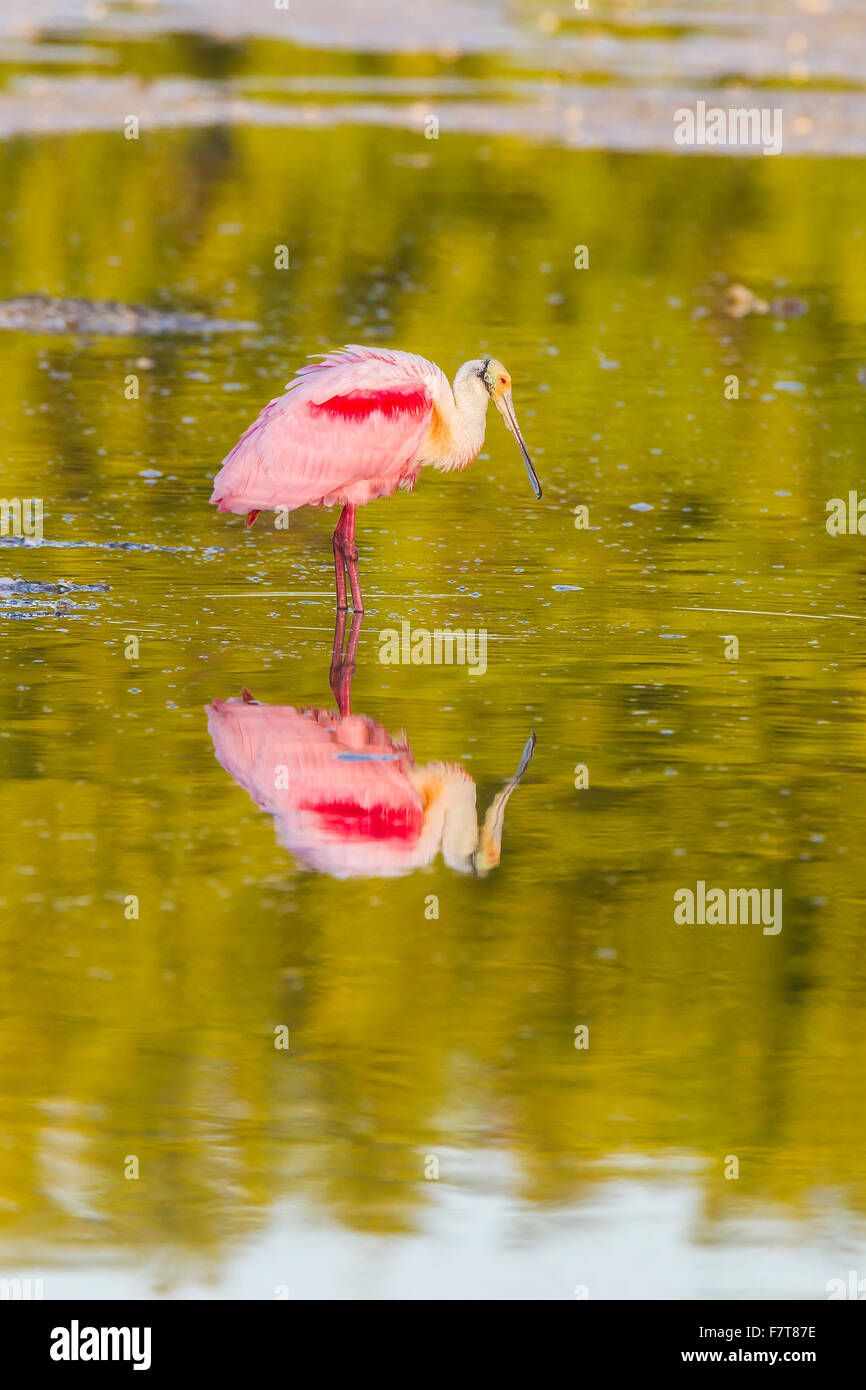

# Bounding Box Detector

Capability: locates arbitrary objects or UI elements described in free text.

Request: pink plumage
[210,346,447,514]
[206,694,476,879]
[210,343,541,611]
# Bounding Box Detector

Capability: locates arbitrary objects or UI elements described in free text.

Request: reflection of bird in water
[210,346,542,612]
[206,614,535,880]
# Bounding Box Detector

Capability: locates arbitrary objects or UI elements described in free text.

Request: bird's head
[454,357,543,500]
[479,358,511,398]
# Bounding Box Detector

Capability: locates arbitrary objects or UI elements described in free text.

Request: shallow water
[1,10,866,1301]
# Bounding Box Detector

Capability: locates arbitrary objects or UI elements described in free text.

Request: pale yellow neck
[419,380,488,472]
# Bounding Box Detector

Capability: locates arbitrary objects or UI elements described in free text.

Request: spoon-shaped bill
[511,730,537,782]
[495,391,542,499]
[473,732,537,876]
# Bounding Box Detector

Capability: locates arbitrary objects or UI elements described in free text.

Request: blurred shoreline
[1,0,865,154]
[1,76,865,156]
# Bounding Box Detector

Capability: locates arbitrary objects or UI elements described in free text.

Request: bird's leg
[342,504,364,613]
[344,609,363,686]
[332,505,349,611]
[329,606,348,708]
[328,608,363,717]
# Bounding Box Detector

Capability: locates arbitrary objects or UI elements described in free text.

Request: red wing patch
[309,386,430,423]
[300,798,422,841]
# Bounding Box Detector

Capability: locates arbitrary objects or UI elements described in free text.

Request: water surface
[1,8,866,1300]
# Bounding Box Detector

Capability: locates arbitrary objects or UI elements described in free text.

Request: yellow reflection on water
[0,88,865,1297]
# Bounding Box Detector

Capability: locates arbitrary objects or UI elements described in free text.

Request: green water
[1,48,866,1297]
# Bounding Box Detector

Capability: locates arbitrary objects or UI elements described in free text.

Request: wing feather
[210,347,448,513]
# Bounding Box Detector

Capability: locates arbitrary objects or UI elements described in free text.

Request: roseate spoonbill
[210,346,542,611]
[206,613,536,879]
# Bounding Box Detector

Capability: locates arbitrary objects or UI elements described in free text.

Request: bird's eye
[499,376,508,387]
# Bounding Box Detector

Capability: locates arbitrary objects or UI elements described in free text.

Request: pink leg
[329,607,348,709]
[332,505,349,611]
[344,608,362,672]
[342,505,364,613]
[328,609,363,717]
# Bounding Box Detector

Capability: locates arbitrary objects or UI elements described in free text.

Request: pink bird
[210,345,542,611]
[206,688,535,879]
